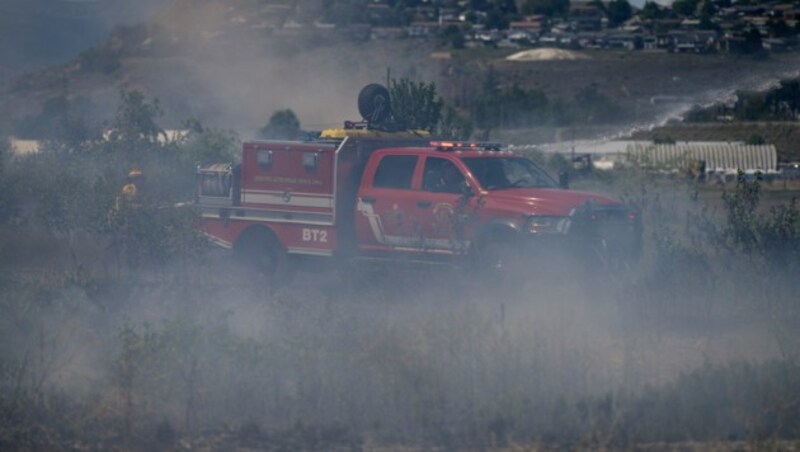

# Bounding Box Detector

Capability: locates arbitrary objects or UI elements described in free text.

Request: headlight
[525,216,571,235]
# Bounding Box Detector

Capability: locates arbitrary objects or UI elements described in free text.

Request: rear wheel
[234,227,293,288]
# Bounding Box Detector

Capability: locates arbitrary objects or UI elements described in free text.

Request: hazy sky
[0,0,171,77]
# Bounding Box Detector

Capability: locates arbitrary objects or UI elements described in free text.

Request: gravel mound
[506,48,590,61]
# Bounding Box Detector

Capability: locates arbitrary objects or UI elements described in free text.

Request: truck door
[415,156,475,254]
[355,153,423,253]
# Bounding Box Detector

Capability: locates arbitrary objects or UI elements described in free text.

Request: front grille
[567,205,641,258]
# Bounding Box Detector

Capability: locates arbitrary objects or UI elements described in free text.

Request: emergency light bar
[429,141,502,151]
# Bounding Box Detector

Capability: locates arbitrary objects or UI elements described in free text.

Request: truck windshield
[463,157,558,190]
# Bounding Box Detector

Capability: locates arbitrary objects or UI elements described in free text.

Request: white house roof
[626,142,777,171]
[511,140,778,172]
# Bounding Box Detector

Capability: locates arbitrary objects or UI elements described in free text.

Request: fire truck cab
[197,129,642,282]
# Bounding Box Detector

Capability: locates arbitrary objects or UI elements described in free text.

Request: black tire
[472,230,522,283]
[234,227,293,287]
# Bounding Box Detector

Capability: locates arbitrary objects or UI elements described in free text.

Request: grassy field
[1,142,799,449]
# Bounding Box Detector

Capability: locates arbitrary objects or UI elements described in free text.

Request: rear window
[373,155,418,189]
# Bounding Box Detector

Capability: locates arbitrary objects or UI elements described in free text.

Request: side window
[422,157,465,194]
[256,150,273,170]
[504,159,552,187]
[504,159,531,185]
[373,155,418,189]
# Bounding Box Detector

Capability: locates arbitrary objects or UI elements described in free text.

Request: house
[476,30,502,45]
[408,21,440,38]
[412,6,438,21]
[9,138,41,156]
[539,33,560,45]
[508,20,543,38]
[313,20,336,30]
[762,37,790,51]
[569,1,605,31]
[623,16,646,32]
[668,30,718,53]
[680,18,701,29]
[642,36,658,50]
[576,31,602,48]
[367,3,399,26]
[439,7,459,22]
[734,5,766,17]
[343,24,372,41]
[655,34,673,50]
[606,31,642,50]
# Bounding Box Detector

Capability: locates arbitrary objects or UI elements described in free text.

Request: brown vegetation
[1,90,799,449]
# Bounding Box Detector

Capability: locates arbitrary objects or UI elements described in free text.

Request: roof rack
[429,141,503,152]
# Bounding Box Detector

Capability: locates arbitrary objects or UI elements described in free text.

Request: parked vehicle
[196,86,641,283]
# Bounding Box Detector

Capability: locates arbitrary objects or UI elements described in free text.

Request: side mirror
[558,171,570,189]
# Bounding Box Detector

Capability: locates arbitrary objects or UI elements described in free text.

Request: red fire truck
[196,87,641,282]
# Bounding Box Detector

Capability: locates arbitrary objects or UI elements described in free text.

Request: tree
[698,0,717,29]
[389,78,444,132]
[733,91,767,120]
[671,0,699,16]
[607,0,633,27]
[437,106,473,140]
[495,0,518,15]
[745,133,765,145]
[108,89,165,147]
[485,8,510,30]
[766,79,800,120]
[573,84,624,124]
[441,25,466,49]
[767,18,793,38]
[179,118,238,165]
[260,110,301,140]
[639,1,668,20]
[741,27,764,54]
[13,95,97,144]
[522,0,570,17]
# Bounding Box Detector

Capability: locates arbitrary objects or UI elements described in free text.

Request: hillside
[3,0,800,141]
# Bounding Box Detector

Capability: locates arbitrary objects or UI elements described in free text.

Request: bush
[260,110,301,140]
[389,78,443,132]
[745,133,766,145]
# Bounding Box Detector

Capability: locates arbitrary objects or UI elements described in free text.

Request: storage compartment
[198,163,235,206]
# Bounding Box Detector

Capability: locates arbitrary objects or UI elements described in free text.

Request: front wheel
[471,232,523,283]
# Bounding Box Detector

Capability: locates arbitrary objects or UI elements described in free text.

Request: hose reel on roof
[358,84,392,126]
